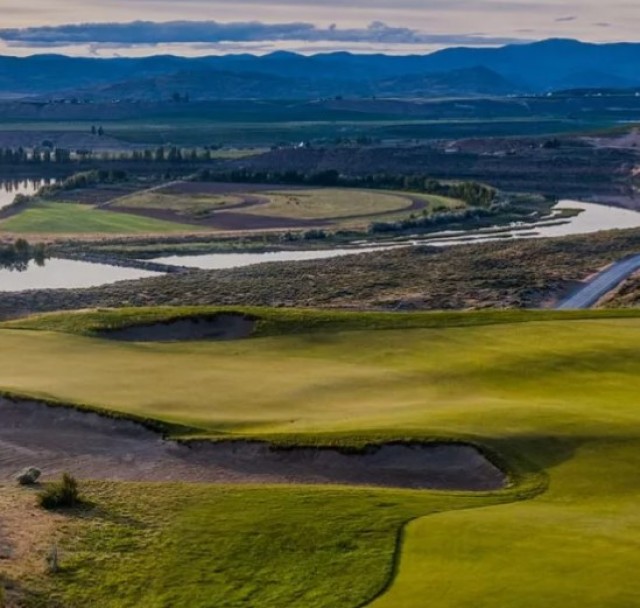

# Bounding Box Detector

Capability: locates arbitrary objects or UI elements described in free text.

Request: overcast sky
[0,0,636,56]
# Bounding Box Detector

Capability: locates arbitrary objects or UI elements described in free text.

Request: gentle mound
[98,313,256,342]
[0,398,505,491]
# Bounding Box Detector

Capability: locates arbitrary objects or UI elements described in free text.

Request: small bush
[38,474,82,510]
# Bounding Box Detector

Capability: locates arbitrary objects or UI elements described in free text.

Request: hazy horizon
[0,0,637,57]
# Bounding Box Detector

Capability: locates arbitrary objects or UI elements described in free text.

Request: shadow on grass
[1,574,65,608]
[485,433,584,472]
[60,501,145,530]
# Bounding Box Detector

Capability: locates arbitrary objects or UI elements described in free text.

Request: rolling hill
[0,39,638,100]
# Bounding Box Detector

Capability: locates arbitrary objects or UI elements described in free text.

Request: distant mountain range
[74,65,520,101]
[1,39,639,100]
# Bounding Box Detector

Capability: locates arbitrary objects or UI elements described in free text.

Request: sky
[0,0,637,57]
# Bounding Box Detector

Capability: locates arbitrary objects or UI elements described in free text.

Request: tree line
[8,170,130,209]
[0,148,72,165]
[37,170,130,199]
[0,146,224,165]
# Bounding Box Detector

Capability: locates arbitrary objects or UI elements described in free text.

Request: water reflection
[3,199,640,291]
[152,247,388,270]
[0,178,56,210]
[151,200,640,270]
[415,200,640,247]
[0,258,44,272]
[0,258,159,292]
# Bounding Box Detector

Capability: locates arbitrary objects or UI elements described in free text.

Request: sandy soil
[0,484,62,588]
[0,398,505,491]
[99,314,256,342]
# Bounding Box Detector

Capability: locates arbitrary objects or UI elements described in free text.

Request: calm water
[536,200,640,237]
[152,200,640,270]
[0,258,159,293]
[0,178,55,210]
[3,199,640,291]
[152,247,388,270]
[418,200,640,247]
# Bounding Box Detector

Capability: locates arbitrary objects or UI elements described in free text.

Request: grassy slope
[46,483,514,608]
[5,308,640,607]
[0,201,198,234]
[4,308,640,436]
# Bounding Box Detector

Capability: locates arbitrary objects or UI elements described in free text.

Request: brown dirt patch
[0,398,506,492]
[206,211,329,231]
[98,313,256,342]
[0,485,62,581]
[52,184,152,205]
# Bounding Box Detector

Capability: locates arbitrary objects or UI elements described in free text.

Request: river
[0,258,159,293]
[149,200,640,269]
[413,200,640,247]
[0,178,55,210]
[151,246,387,270]
[2,199,640,291]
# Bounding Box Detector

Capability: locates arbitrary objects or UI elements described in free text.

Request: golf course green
[2,307,640,607]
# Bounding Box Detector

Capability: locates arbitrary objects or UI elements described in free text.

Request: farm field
[104,182,461,231]
[0,201,198,235]
[106,118,588,146]
[0,117,593,146]
[2,307,640,606]
[0,182,461,236]
[229,189,452,220]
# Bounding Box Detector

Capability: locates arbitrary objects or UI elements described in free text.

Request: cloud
[0,19,530,48]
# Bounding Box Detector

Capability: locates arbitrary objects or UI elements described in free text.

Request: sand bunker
[99,314,256,342]
[0,398,506,491]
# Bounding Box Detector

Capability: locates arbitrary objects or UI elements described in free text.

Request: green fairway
[3,308,640,437]
[0,201,199,234]
[3,307,640,606]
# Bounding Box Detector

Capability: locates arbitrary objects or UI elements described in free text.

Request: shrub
[38,474,82,510]
[15,467,41,486]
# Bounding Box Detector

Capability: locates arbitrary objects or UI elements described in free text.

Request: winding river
[151,246,387,270]
[2,199,640,292]
[150,200,640,270]
[0,258,159,293]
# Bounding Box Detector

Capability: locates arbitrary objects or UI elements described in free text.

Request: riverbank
[3,228,640,318]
